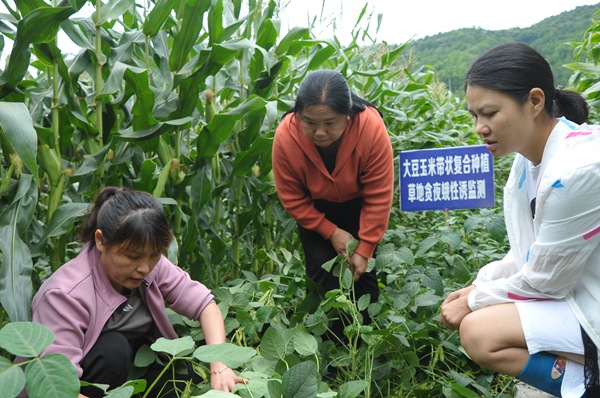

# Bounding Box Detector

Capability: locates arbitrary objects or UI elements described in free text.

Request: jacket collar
[285,110,364,177]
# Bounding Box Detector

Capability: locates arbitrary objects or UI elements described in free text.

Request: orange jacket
[272,106,394,258]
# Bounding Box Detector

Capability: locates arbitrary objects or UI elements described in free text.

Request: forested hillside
[403,3,600,93]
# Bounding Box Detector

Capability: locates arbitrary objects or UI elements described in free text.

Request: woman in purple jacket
[31,187,244,397]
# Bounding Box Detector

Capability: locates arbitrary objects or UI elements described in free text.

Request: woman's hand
[439,285,476,330]
[347,252,368,281]
[209,363,247,392]
[329,227,353,256]
[200,304,248,391]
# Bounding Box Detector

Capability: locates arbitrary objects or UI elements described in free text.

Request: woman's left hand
[347,252,368,281]
[210,364,247,392]
[439,285,475,330]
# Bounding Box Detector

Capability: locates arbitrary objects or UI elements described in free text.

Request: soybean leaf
[338,380,368,398]
[292,326,318,357]
[0,322,54,358]
[25,354,79,398]
[258,327,285,361]
[281,361,318,398]
[150,336,194,357]
[193,343,256,369]
[0,356,25,397]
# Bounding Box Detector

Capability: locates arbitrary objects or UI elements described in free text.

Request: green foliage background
[406,3,600,92]
[0,1,599,397]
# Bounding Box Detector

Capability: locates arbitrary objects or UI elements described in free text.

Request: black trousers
[297,198,379,340]
[80,331,201,398]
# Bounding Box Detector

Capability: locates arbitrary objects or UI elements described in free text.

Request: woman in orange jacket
[272,69,394,340]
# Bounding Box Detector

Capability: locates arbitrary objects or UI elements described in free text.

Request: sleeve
[272,118,337,239]
[468,166,600,310]
[156,258,215,321]
[356,111,395,258]
[32,289,90,377]
[472,249,519,284]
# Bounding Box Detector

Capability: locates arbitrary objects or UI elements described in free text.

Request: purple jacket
[31,244,214,377]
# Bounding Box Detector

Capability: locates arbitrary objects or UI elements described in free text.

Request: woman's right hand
[329,228,354,256]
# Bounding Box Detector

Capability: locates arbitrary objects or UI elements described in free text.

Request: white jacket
[468,117,600,349]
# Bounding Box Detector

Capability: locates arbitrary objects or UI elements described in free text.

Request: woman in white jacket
[439,42,600,398]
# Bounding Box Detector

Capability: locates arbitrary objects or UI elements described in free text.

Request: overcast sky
[277,0,600,45]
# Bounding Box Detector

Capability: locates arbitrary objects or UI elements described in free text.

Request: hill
[403,3,600,93]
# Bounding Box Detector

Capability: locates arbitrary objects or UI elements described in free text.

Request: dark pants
[297,198,379,341]
[80,331,201,398]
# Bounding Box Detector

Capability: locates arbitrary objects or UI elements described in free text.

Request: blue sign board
[399,145,495,211]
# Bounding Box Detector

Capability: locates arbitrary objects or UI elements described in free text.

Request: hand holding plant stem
[329,229,369,280]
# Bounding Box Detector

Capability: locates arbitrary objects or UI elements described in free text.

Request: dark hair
[80,187,172,252]
[283,69,382,119]
[465,42,588,124]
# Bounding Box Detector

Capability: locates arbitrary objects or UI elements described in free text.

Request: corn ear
[37,144,61,185]
[156,135,174,166]
[205,89,216,123]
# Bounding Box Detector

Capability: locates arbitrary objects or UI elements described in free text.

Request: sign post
[399,145,494,212]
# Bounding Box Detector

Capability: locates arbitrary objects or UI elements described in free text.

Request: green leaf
[232,136,273,176]
[0,102,38,178]
[196,96,267,158]
[292,326,318,357]
[104,385,136,397]
[93,0,135,24]
[134,344,156,367]
[61,19,93,50]
[381,42,408,67]
[169,0,210,72]
[0,356,26,397]
[117,117,192,141]
[258,327,286,361]
[275,26,310,56]
[25,354,79,398]
[306,44,336,71]
[345,239,359,256]
[281,361,318,398]
[135,159,159,193]
[123,67,158,130]
[150,336,195,357]
[193,390,240,397]
[0,322,54,358]
[447,382,481,398]
[357,294,371,312]
[72,144,111,176]
[0,6,77,90]
[340,267,354,289]
[415,237,438,258]
[31,202,89,257]
[143,0,177,37]
[256,18,278,50]
[414,292,442,308]
[190,169,213,214]
[0,176,37,322]
[192,343,256,368]
[267,379,283,398]
[207,0,224,44]
[337,380,368,398]
[321,255,340,273]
